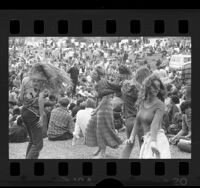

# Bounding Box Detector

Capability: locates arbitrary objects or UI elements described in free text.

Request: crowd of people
[9,37,191,159]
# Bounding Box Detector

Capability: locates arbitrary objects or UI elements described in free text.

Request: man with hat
[47,97,74,141]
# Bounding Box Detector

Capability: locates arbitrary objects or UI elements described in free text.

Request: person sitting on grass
[166,95,182,135]
[42,101,54,138]
[72,98,96,145]
[169,100,191,150]
[47,97,74,141]
[113,104,125,133]
[9,106,21,128]
[9,116,28,143]
[71,98,84,118]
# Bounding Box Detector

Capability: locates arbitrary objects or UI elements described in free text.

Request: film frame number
[172,177,188,186]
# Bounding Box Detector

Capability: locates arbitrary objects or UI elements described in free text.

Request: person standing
[19,73,46,159]
[19,63,71,159]
[68,62,79,96]
[125,74,171,159]
[84,66,123,159]
[120,66,151,158]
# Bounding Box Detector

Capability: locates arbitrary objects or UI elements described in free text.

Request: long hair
[91,65,105,81]
[135,66,151,85]
[136,74,166,109]
[29,62,72,94]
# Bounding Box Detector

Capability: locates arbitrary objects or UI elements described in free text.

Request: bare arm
[183,114,191,139]
[150,102,165,142]
[171,129,186,141]
[68,115,75,133]
[18,83,25,104]
[171,115,188,141]
[127,115,140,144]
[38,91,45,118]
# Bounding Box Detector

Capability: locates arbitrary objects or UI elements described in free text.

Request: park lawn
[9,131,191,159]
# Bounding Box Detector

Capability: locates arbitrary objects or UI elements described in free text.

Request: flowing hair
[135,66,151,85]
[29,62,72,94]
[136,74,166,109]
[91,65,106,81]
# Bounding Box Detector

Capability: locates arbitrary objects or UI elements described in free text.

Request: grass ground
[9,131,191,159]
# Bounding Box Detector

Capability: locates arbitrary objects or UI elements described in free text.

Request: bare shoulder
[155,99,165,111]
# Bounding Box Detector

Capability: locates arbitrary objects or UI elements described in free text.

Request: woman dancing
[125,74,171,158]
[19,62,71,159]
[120,66,151,158]
[84,66,123,159]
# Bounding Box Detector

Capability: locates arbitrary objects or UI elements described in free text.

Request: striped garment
[95,78,121,99]
[84,95,123,149]
[47,107,74,138]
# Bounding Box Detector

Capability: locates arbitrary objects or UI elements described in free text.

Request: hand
[150,141,160,158]
[91,110,97,116]
[124,137,134,145]
[169,137,178,144]
[36,116,43,128]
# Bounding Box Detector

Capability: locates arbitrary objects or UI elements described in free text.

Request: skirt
[139,129,171,159]
[84,99,123,149]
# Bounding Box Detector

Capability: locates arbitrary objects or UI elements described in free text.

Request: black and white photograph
[8,37,191,159]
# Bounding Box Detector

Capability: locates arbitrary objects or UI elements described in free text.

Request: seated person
[72,98,96,145]
[169,100,191,151]
[47,97,74,141]
[113,104,125,132]
[9,116,28,143]
[71,99,84,118]
[42,101,54,138]
[167,95,182,135]
[9,106,21,128]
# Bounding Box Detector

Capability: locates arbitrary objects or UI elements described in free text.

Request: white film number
[172,177,188,186]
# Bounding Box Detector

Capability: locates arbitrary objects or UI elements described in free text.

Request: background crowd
[9,37,191,156]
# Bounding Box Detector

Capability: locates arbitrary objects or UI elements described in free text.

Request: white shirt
[73,108,93,138]
[153,69,167,79]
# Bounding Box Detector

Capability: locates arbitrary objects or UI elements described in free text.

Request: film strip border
[8,160,191,186]
[10,19,189,35]
[1,9,199,186]
[10,161,189,176]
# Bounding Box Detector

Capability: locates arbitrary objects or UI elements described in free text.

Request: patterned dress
[84,78,123,149]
